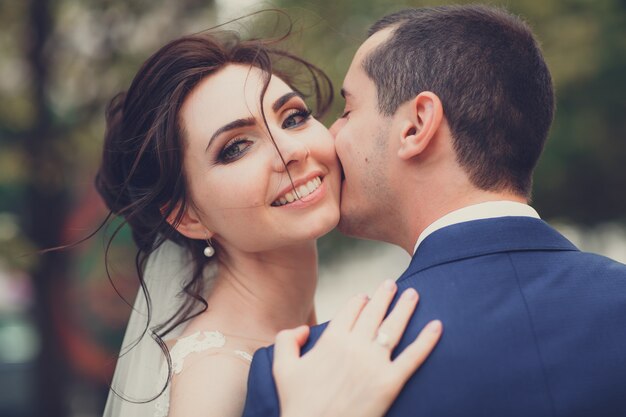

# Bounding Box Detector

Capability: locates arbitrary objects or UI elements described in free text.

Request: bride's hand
[274,280,442,417]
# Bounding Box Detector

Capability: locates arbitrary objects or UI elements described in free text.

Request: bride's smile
[271,174,325,207]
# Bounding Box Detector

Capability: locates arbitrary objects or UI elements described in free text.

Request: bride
[97,28,442,417]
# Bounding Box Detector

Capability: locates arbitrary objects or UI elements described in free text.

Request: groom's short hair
[365,5,554,197]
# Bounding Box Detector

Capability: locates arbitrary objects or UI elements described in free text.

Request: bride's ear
[162,201,213,240]
[397,92,443,160]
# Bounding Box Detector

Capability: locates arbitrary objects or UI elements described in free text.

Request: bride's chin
[308,209,341,240]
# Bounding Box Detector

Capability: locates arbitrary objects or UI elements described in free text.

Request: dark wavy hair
[95,24,333,401]
[364,5,554,197]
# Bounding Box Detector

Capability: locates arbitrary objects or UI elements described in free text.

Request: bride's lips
[284,180,327,208]
[271,172,326,208]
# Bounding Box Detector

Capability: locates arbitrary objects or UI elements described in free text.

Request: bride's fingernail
[383,279,396,291]
[404,288,418,300]
[427,320,442,333]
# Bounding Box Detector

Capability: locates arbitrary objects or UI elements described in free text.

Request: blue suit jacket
[242,217,626,416]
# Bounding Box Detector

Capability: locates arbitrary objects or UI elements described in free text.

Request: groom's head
[331,5,554,243]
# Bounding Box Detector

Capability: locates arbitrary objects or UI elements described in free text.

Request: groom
[244,5,626,416]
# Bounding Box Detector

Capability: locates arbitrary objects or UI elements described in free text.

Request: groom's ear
[162,201,213,240]
[397,92,443,160]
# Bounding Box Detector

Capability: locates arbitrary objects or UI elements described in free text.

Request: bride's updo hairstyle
[95,23,332,376]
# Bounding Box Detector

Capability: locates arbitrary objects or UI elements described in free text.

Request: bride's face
[177,64,341,252]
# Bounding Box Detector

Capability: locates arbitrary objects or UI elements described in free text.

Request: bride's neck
[204,240,319,339]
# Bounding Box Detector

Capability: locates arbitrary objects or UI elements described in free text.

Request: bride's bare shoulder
[167,336,251,417]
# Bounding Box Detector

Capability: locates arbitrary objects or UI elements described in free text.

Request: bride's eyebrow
[205,91,306,152]
[272,91,305,112]
[206,117,255,152]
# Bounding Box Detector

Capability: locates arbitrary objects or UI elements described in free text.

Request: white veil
[102,239,199,417]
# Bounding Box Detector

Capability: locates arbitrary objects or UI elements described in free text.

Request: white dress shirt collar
[413,200,540,254]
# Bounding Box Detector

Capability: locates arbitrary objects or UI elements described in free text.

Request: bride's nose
[271,133,310,172]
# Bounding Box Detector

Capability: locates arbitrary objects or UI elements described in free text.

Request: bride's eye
[218,138,252,163]
[282,107,312,129]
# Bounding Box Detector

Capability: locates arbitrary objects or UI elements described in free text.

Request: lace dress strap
[153,331,252,417]
[233,349,254,362]
[170,331,227,373]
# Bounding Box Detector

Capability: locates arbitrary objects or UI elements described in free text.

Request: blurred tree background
[0,0,624,416]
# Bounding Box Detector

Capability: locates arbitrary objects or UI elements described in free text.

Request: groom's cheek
[329,118,345,138]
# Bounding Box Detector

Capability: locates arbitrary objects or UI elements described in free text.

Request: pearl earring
[204,238,215,258]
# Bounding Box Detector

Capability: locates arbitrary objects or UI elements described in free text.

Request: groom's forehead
[353,27,394,67]
[342,28,394,103]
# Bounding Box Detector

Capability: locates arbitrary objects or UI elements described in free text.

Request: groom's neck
[397,187,527,254]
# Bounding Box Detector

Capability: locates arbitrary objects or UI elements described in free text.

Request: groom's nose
[329,118,345,138]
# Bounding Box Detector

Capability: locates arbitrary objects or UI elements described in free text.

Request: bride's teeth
[273,176,323,206]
